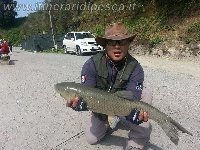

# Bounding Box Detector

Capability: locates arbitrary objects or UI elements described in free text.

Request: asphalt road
[0,47,199,150]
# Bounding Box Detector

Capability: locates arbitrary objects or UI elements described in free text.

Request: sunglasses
[106,39,130,46]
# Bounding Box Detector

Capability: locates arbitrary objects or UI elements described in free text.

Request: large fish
[54,82,193,145]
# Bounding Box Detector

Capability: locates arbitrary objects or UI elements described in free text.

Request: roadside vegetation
[39,49,64,54]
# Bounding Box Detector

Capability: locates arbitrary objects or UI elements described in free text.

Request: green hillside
[0,0,200,55]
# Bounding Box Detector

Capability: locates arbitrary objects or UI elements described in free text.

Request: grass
[38,49,64,54]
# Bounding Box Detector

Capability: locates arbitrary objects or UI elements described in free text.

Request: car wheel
[76,45,82,56]
[63,45,68,54]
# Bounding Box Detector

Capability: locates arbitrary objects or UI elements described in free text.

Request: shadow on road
[98,123,163,150]
[9,60,18,65]
[100,134,162,150]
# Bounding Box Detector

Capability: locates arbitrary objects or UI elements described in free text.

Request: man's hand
[126,109,149,125]
[66,96,80,109]
[66,96,88,111]
[138,110,148,122]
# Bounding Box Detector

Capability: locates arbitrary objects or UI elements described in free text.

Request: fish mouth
[54,83,65,99]
[54,83,60,93]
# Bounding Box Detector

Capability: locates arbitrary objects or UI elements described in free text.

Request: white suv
[62,31,103,56]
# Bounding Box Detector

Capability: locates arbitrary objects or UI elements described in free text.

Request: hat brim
[95,34,136,47]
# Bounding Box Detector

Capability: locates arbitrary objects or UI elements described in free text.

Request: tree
[0,0,17,28]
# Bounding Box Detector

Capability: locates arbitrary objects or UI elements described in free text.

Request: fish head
[54,82,78,99]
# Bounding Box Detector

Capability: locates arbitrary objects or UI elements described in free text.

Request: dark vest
[92,52,138,93]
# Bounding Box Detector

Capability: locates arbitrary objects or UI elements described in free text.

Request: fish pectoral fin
[108,116,120,129]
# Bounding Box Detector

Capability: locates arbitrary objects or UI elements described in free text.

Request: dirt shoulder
[134,55,200,80]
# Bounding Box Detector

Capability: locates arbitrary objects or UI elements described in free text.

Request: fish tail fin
[159,119,193,145]
[160,120,179,145]
[170,119,193,136]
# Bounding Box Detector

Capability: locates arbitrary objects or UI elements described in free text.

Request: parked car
[62,31,103,56]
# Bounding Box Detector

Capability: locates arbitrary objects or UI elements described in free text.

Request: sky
[16,0,44,17]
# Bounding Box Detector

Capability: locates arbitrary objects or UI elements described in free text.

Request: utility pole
[48,0,57,51]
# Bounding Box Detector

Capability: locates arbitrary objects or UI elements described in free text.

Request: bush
[186,22,200,43]
[124,16,166,47]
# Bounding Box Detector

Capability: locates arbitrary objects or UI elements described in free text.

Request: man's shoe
[126,146,142,150]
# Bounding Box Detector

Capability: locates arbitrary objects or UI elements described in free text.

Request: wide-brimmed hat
[95,22,136,47]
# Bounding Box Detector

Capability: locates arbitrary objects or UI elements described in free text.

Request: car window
[71,33,75,39]
[65,33,70,39]
[75,33,94,40]
[83,33,94,38]
[66,33,74,40]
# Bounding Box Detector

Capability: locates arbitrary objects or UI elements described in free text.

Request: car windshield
[75,33,94,40]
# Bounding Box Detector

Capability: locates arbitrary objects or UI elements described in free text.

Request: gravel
[0,47,199,150]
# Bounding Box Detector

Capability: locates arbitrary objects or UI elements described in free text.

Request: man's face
[105,39,130,62]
